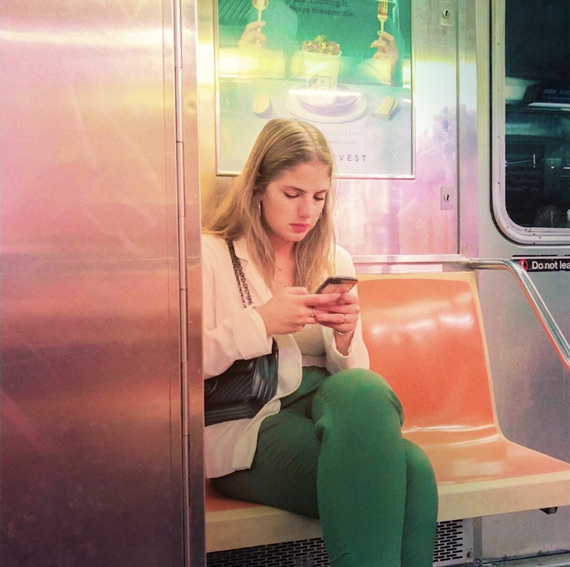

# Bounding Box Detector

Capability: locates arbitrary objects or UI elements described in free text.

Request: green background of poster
[216,0,413,177]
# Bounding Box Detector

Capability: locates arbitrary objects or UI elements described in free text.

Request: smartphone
[315,276,358,294]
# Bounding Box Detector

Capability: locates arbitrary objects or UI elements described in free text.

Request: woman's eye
[314,196,326,202]
[284,192,298,199]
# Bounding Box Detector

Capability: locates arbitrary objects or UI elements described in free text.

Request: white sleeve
[201,235,273,379]
[323,245,370,373]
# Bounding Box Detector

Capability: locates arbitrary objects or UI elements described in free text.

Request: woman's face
[260,160,330,250]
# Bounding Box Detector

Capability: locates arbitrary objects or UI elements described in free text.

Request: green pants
[212,367,438,567]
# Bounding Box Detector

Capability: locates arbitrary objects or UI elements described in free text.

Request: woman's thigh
[211,408,321,518]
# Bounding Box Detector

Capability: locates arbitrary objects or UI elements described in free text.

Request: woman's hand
[237,20,267,48]
[314,291,360,355]
[370,31,398,85]
[254,287,341,336]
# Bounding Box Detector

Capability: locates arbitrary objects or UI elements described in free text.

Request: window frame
[491,0,570,246]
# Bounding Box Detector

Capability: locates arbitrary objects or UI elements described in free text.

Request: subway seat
[205,272,570,553]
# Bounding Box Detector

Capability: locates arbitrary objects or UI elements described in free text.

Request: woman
[202,118,437,567]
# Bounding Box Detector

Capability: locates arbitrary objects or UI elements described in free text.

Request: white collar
[232,236,273,304]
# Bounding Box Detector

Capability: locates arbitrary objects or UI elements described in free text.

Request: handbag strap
[227,240,252,308]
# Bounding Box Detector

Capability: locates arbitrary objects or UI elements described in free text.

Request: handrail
[354,256,570,372]
[466,258,570,372]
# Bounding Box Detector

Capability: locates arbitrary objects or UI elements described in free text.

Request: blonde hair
[204,118,336,291]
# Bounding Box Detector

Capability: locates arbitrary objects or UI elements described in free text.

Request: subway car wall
[480,0,570,560]
[0,0,568,566]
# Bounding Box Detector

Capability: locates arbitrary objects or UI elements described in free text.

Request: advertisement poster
[216,0,413,178]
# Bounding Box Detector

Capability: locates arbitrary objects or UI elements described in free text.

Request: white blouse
[202,234,370,478]
[293,322,326,367]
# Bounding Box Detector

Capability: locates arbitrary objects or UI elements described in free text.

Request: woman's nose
[298,196,315,218]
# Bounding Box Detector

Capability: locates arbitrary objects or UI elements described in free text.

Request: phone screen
[315,276,357,294]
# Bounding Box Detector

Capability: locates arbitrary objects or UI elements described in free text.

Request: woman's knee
[403,439,438,494]
[315,368,404,426]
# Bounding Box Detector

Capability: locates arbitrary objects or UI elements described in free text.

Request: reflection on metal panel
[0,1,183,565]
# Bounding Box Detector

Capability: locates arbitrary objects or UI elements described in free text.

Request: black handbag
[204,240,279,427]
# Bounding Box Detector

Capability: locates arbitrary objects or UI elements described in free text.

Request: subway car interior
[1,1,569,566]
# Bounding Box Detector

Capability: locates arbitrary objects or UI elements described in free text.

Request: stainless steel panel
[1,1,185,565]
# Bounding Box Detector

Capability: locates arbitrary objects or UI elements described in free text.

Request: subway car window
[495,0,570,243]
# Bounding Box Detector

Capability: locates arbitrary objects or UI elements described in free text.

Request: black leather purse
[204,240,279,427]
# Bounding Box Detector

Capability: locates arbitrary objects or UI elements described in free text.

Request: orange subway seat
[205,272,570,552]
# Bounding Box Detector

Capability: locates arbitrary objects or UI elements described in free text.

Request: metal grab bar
[466,258,570,373]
